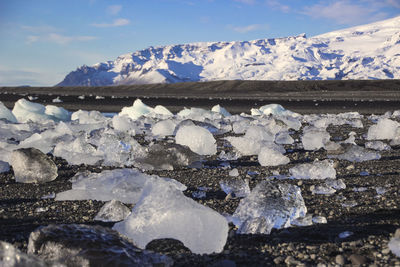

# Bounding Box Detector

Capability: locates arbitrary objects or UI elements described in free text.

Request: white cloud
[234,0,256,4]
[266,0,290,13]
[91,18,130,28]
[301,1,389,25]
[26,33,97,45]
[231,24,268,33]
[107,5,122,15]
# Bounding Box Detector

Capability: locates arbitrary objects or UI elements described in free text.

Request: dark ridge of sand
[1,80,400,114]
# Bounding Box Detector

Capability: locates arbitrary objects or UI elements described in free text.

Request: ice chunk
[245,125,274,142]
[0,161,10,173]
[153,105,173,117]
[10,148,58,183]
[53,136,103,165]
[151,119,177,137]
[311,184,336,195]
[71,110,107,124]
[229,168,239,177]
[52,96,62,103]
[94,200,131,222]
[325,178,346,190]
[367,118,400,140]
[253,104,300,117]
[232,181,307,234]
[113,178,229,254]
[339,231,353,239]
[0,101,17,123]
[56,168,186,204]
[28,224,173,266]
[175,125,217,155]
[275,131,294,145]
[111,115,137,134]
[225,136,261,156]
[44,105,70,121]
[365,141,391,151]
[291,214,313,227]
[258,147,290,166]
[330,145,381,162]
[219,178,250,198]
[312,216,327,224]
[301,127,331,151]
[0,241,47,267]
[212,104,231,117]
[389,229,400,257]
[289,160,336,180]
[12,99,54,123]
[136,143,202,170]
[119,99,154,120]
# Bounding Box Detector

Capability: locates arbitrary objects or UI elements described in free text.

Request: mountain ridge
[58,16,400,86]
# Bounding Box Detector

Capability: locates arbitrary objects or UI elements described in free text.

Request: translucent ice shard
[365,141,391,151]
[28,224,173,267]
[175,125,217,155]
[211,104,231,117]
[113,178,229,254]
[0,101,17,123]
[289,160,336,180]
[258,147,290,166]
[56,168,186,204]
[151,119,177,137]
[367,118,400,140]
[330,145,381,162]
[94,199,131,222]
[232,181,307,234]
[0,241,47,267]
[219,178,250,198]
[10,148,58,183]
[301,126,331,151]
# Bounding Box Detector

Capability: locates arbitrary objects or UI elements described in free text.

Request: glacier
[58,16,400,86]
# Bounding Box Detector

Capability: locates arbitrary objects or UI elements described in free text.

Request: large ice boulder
[56,168,186,204]
[27,224,173,267]
[12,99,54,123]
[289,159,336,179]
[232,181,307,234]
[44,105,71,121]
[113,178,229,254]
[367,118,400,140]
[10,148,58,183]
[175,125,217,155]
[0,101,17,123]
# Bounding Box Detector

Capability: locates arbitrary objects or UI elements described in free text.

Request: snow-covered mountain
[58,16,400,86]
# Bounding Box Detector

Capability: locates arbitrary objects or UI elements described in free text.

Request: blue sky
[0,0,399,86]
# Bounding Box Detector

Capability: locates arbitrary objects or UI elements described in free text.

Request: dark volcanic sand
[1,80,400,266]
[1,118,400,266]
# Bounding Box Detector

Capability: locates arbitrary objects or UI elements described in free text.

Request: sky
[0,0,399,86]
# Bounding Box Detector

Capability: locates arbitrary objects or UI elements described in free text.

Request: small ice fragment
[113,178,229,254]
[325,179,346,190]
[95,95,105,99]
[311,184,336,195]
[211,104,231,117]
[275,131,294,145]
[291,214,313,227]
[52,97,62,103]
[27,96,38,101]
[360,171,369,176]
[34,207,48,213]
[10,148,58,183]
[78,95,85,99]
[41,192,56,199]
[289,160,336,180]
[389,229,400,257]
[229,168,239,177]
[192,190,207,199]
[341,200,358,208]
[312,216,327,224]
[247,171,259,176]
[339,231,353,239]
[218,151,239,161]
[353,187,367,192]
[330,145,381,162]
[258,147,290,167]
[232,181,307,234]
[375,187,387,195]
[365,141,391,151]
[119,99,154,120]
[0,161,10,173]
[175,125,217,155]
[94,199,131,222]
[219,178,250,198]
[301,127,331,151]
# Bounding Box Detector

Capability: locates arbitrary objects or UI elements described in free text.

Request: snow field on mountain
[1,98,400,255]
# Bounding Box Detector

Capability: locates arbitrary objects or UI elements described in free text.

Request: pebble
[335,254,346,265]
[349,254,367,265]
